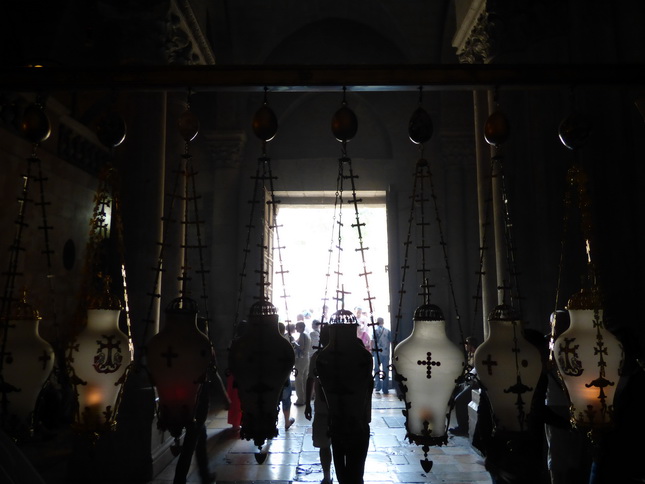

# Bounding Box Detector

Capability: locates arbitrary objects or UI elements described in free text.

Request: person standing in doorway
[372,317,392,394]
[294,320,311,405]
[355,307,371,351]
[278,322,296,430]
[310,320,322,354]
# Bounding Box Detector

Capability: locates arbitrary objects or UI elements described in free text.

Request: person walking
[372,317,392,394]
[294,321,311,405]
[310,319,322,353]
[278,322,296,430]
[305,325,333,484]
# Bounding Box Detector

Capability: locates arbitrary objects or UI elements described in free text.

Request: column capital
[165,0,216,65]
[452,0,493,65]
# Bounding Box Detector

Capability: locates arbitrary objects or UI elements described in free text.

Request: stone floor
[151,392,492,484]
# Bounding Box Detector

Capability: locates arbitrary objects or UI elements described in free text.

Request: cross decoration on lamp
[552,109,623,444]
[392,88,465,472]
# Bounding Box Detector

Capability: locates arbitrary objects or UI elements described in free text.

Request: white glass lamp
[554,287,623,440]
[71,279,131,434]
[1,289,54,435]
[474,304,543,433]
[393,303,464,470]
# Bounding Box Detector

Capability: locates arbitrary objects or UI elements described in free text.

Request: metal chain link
[495,152,524,313]
[393,147,466,358]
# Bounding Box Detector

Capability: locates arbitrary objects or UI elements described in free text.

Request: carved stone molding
[165,0,216,65]
[453,0,569,64]
[452,0,491,64]
[457,12,495,65]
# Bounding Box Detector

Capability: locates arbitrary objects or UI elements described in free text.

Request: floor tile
[146,393,492,484]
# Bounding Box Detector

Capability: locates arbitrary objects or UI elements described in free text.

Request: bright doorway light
[272,203,390,329]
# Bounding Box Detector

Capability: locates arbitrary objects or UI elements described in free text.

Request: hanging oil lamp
[393,302,464,471]
[552,108,623,442]
[228,298,295,452]
[71,275,131,436]
[392,92,467,471]
[0,100,55,439]
[0,289,54,437]
[474,304,543,432]
[146,297,211,446]
[554,287,622,441]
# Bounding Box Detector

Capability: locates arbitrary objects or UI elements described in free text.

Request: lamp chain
[232,154,263,336]
[233,109,291,336]
[184,158,212,334]
[319,160,343,323]
[141,95,210,351]
[392,154,421,345]
[264,153,292,327]
[139,144,183,351]
[553,165,573,314]
[392,147,466,358]
[426,157,465,347]
[494,152,524,312]
[1,150,39,422]
[323,119,383,378]
[471,161,494,338]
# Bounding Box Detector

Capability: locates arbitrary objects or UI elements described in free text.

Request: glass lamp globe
[228,298,295,450]
[392,303,464,469]
[1,289,54,436]
[71,280,131,434]
[147,297,212,441]
[474,304,543,432]
[554,287,623,439]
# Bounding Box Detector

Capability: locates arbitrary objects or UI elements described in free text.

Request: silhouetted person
[294,320,311,405]
[278,322,295,431]
[173,357,229,484]
[449,336,479,436]
[305,325,332,484]
[317,321,373,484]
[372,317,392,394]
